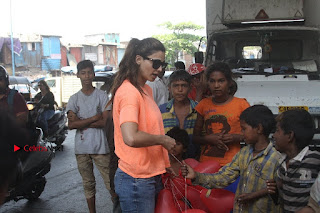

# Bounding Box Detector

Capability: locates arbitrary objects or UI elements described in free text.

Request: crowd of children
[2,36,319,213]
[158,61,320,213]
[61,37,319,213]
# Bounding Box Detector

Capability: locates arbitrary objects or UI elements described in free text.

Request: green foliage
[153,21,204,67]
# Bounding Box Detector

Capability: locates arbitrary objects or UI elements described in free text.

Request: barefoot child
[182,105,282,213]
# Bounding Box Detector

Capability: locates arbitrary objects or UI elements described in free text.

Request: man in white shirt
[146,67,169,106]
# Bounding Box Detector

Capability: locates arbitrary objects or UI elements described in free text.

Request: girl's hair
[109,37,165,105]
[205,62,233,83]
[38,80,50,92]
[276,109,314,151]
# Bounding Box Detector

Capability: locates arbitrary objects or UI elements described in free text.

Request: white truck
[203,0,320,139]
[45,76,82,107]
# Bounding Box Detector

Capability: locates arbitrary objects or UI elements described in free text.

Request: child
[296,174,320,213]
[166,126,189,174]
[159,70,199,159]
[182,105,282,213]
[66,60,112,213]
[272,109,320,213]
[193,62,250,166]
[186,63,208,102]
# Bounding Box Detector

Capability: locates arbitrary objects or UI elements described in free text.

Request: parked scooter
[27,102,68,147]
[5,128,54,202]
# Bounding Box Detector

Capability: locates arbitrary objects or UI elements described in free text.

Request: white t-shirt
[146,77,169,106]
[66,88,111,154]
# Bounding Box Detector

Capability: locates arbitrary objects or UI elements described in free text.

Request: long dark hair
[109,37,165,105]
[38,80,50,92]
[205,62,233,83]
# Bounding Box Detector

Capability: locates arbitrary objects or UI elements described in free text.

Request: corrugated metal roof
[41,34,62,38]
[82,42,117,47]
[17,33,42,42]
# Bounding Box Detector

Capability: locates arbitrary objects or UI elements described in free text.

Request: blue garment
[115,168,163,213]
[38,109,54,131]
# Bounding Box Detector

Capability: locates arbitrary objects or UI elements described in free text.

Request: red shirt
[0,89,28,116]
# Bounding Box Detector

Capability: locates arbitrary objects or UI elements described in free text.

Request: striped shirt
[159,98,199,158]
[193,142,282,213]
[277,146,320,213]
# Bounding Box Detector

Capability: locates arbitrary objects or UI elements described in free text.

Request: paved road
[0,130,113,213]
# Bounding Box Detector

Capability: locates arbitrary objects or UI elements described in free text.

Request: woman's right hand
[160,135,176,152]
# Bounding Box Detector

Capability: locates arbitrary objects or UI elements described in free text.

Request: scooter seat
[47,111,63,126]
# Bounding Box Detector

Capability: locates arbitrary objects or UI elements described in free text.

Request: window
[27,42,36,51]
[46,80,56,88]
[242,46,262,59]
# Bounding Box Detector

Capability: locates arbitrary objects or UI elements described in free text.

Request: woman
[110,37,176,213]
[34,80,55,137]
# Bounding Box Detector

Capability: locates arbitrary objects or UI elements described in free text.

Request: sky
[0,0,206,43]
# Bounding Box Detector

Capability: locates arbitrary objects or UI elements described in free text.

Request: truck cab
[204,0,320,139]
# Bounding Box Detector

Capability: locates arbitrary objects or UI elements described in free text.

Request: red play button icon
[14,145,20,152]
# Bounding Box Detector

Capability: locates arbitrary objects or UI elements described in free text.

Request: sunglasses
[143,57,168,69]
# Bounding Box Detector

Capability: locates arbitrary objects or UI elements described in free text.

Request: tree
[153,21,204,67]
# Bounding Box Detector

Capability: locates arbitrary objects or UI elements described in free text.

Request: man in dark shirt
[0,66,28,127]
[0,110,27,205]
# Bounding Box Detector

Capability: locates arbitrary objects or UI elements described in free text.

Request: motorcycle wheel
[25,176,47,201]
[56,135,66,146]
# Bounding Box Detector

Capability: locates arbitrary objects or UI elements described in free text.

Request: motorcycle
[27,102,68,147]
[5,128,54,202]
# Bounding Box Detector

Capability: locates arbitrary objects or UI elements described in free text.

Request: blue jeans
[114,168,163,213]
[38,109,54,132]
